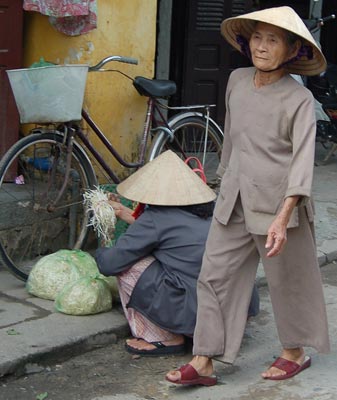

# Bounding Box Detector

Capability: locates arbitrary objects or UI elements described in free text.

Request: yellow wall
[23,0,157,181]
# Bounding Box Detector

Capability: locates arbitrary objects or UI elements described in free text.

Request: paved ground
[0,144,337,399]
[0,261,336,400]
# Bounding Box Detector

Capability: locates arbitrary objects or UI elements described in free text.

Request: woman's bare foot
[126,335,184,351]
[166,355,214,383]
[261,347,305,379]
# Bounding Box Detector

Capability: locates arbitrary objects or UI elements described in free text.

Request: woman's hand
[107,192,121,204]
[265,196,299,257]
[265,217,287,257]
[106,193,135,225]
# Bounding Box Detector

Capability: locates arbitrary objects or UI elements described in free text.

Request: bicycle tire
[0,131,97,281]
[149,115,223,189]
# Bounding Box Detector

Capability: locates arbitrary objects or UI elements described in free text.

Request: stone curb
[0,315,130,378]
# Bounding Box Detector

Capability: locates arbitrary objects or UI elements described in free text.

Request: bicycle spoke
[0,133,97,280]
[149,115,223,190]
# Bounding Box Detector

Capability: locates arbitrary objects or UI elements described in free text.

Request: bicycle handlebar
[319,14,336,24]
[305,14,336,32]
[89,55,138,71]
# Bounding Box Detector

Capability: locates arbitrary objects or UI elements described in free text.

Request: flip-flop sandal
[165,364,217,386]
[125,340,186,356]
[263,356,311,380]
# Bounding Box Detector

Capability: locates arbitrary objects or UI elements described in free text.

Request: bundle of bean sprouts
[83,187,116,245]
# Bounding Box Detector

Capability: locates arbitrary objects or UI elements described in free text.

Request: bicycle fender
[167,111,224,138]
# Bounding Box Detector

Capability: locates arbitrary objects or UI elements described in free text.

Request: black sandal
[125,340,186,356]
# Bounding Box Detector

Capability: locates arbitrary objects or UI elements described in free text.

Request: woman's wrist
[276,196,300,225]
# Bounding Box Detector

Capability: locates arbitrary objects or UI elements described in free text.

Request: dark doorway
[0,0,23,161]
[169,0,253,128]
[258,0,310,17]
[321,0,337,64]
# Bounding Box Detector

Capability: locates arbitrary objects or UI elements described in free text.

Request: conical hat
[221,6,326,76]
[117,150,216,206]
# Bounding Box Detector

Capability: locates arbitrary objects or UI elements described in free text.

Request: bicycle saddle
[133,76,177,98]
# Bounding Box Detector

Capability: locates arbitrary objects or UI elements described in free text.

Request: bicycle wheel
[0,131,97,281]
[149,115,223,189]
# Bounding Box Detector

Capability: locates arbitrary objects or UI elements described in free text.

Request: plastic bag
[55,249,98,276]
[26,249,99,300]
[102,276,120,303]
[55,275,112,315]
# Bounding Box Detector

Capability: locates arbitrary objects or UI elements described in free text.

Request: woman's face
[249,22,298,72]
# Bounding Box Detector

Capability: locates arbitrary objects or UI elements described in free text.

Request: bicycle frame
[41,53,223,212]
[57,56,220,185]
[68,96,218,184]
[0,54,224,281]
[68,96,171,184]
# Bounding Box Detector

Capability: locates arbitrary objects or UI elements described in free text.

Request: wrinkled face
[249,22,297,72]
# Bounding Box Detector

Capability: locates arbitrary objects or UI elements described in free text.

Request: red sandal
[263,356,311,380]
[166,364,217,386]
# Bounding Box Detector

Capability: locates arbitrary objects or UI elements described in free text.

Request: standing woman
[166,6,330,386]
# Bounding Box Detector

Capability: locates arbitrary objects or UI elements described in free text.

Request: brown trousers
[193,197,330,364]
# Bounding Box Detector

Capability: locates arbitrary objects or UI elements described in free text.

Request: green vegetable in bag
[55,275,112,315]
[26,249,99,300]
[29,57,55,68]
[55,249,98,276]
[101,276,120,303]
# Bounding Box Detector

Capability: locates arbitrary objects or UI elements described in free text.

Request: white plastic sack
[55,275,112,315]
[102,276,120,303]
[26,249,99,300]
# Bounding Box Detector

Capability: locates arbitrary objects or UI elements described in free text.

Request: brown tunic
[215,67,316,234]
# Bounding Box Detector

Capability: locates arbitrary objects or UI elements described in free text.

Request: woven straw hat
[221,6,326,76]
[117,150,216,206]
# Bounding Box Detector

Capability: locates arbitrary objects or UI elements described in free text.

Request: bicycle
[0,55,224,281]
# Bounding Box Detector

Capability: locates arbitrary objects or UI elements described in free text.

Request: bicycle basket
[7,64,88,124]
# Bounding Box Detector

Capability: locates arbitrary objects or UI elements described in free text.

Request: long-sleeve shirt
[214,67,316,234]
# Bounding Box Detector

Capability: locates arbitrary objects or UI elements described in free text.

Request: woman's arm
[107,193,135,224]
[266,90,316,257]
[284,91,316,202]
[95,210,158,276]
[216,72,235,178]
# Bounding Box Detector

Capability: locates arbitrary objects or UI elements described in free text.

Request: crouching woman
[96,151,260,356]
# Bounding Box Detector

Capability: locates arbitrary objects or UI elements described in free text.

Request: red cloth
[23,0,97,36]
[132,203,146,220]
[23,0,91,17]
